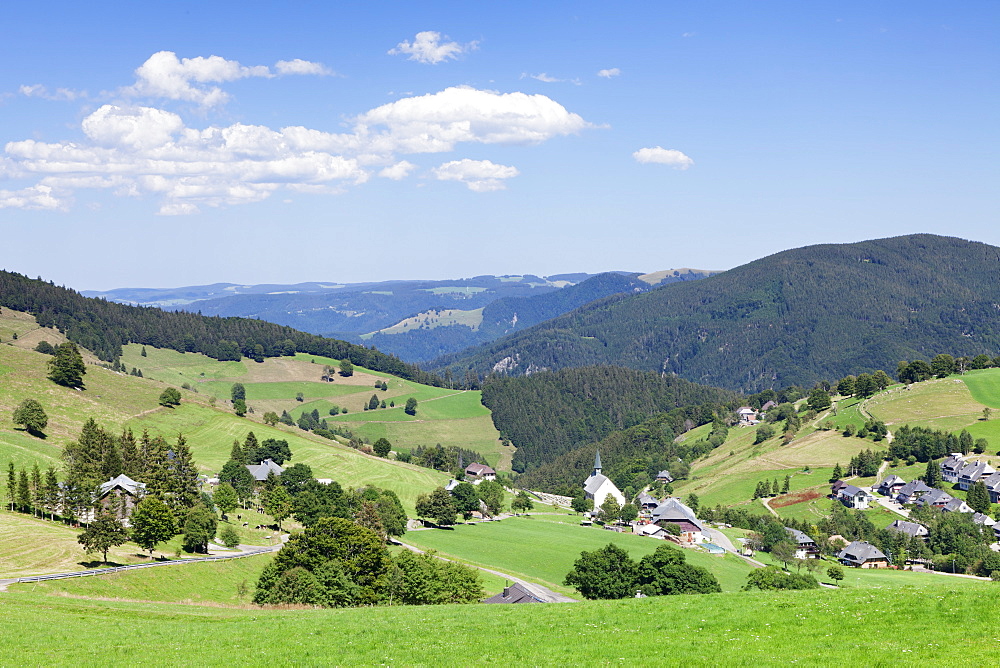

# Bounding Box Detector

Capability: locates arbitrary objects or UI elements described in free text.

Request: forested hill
[481,366,740,473]
[364,272,650,363]
[433,234,1000,392]
[0,270,443,386]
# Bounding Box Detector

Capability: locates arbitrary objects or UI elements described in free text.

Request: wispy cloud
[388,31,478,64]
[596,68,621,78]
[632,146,694,169]
[520,72,581,85]
[19,84,87,101]
[432,159,519,191]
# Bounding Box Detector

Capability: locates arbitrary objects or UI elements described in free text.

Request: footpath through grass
[1,583,997,665]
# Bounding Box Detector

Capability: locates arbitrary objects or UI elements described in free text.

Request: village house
[246,459,284,486]
[736,407,759,425]
[895,479,933,505]
[957,460,996,491]
[830,479,849,496]
[785,527,820,559]
[583,450,626,511]
[760,400,778,412]
[465,463,496,481]
[634,523,670,539]
[885,519,929,539]
[982,471,1000,504]
[92,473,146,524]
[649,497,704,544]
[635,492,660,513]
[942,497,973,514]
[655,470,674,483]
[483,582,543,604]
[914,488,953,509]
[837,541,889,568]
[940,455,966,484]
[834,484,873,510]
[876,475,906,498]
[972,512,996,529]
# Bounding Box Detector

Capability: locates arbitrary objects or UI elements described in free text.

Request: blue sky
[1,1,997,290]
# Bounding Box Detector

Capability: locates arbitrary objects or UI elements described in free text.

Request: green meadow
[402,515,755,594]
[1,583,997,665]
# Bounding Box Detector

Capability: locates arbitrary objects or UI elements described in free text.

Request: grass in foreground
[1,583,997,665]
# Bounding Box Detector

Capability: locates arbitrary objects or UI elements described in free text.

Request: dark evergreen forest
[481,366,740,473]
[0,270,444,386]
[433,234,1000,392]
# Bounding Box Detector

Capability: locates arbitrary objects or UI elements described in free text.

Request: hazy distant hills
[432,235,1000,392]
[84,269,717,363]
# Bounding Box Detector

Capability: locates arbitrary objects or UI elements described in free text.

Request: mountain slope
[433,234,1000,391]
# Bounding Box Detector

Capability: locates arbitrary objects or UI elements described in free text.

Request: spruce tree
[44,467,59,520]
[230,440,245,464]
[923,458,944,488]
[968,480,992,515]
[47,342,86,388]
[7,461,16,511]
[831,463,843,482]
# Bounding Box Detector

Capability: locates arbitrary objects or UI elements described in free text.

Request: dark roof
[465,463,496,476]
[915,489,953,507]
[896,480,932,498]
[649,498,703,531]
[785,527,816,546]
[885,520,928,538]
[837,541,887,564]
[483,582,543,604]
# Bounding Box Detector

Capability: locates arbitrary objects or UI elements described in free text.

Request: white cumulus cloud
[632,146,694,169]
[388,31,477,64]
[119,51,331,107]
[596,68,621,78]
[432,158,519,192]
[0,184,65,210]
[378,161,417,180]
[355,86,591,154]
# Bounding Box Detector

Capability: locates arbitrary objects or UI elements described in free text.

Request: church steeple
[593,449,602,476]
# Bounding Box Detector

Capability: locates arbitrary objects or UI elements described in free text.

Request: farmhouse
[636,492,660,512]
[246,459,284,484]
[737,407,758,425]
[834,484,872,510]
[785,527,820,559]
[483,582,543,604]
[649,497,704,544]
[942,497,973,514]
[957,460,995,491]
[583,450,625,511]
[94,473,146,523]
[885,519,928,539]
[655,470,674,483]
[465,463,496,481]
[837,541,889,568]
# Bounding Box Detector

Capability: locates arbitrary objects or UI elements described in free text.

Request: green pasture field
[198,380,365,401]
[867,378,984,431]
[127,403,448,513]
[402,515,755,594]
[676,467,835,509]
[0,509,236,577]
[15,552,274,604]
[121,344,248,381]
[962,368,1000,409]
[2,583,998,665]
[828,396,867,430]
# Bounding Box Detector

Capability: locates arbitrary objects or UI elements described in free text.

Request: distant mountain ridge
[431,234,1000,392]
[84,269,717,363]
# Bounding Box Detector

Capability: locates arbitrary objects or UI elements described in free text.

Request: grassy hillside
[0,327,453,513]
[119,346,507,468]
[403,514,755,594]
[1,583,997,665]
[435,234,1000,392]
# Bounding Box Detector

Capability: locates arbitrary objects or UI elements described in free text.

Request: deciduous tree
[12,399,48,436]
[78,513,130,564]
[130,496,177,557]
[47,342,85,388]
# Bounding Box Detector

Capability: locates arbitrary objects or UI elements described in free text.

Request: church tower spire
[593,449,602,476]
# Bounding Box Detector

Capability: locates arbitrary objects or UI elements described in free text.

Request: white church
[583,450,626,510]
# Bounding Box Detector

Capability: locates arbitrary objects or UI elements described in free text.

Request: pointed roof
[246,458,284,481]
[649,498,703,531]
[594,449,602,472]
[98,474,146,498]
